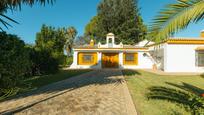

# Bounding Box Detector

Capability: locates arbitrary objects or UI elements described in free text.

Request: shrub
[67,56,73,66]
[30,49,59,75]
[0,32,31,97]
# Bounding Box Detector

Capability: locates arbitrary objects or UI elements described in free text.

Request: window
[196,51,204,66]
[123,53,138,65]
[83,55,93,63]
[78,52,97,65]
[125,54,135,61]
[108,38,113,47]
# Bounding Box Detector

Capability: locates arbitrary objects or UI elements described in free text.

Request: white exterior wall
[70,51,154,69]
[149,44,165,70]
[69,51,78,68]
[164,44,204,72]
[119,52,123,68]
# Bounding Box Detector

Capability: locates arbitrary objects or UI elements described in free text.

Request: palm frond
[6,0,55,8]
[149,0,204,42]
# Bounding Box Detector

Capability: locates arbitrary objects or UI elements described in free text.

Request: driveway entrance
[0,70,137,115]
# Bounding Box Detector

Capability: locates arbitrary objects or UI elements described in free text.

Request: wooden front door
[102,53,119,68]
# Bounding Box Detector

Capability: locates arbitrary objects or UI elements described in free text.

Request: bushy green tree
[35,24,77,65]
[36,25,65,64]
[29,48,59,75]
[65,27,77,57]
[85,0,147,44]
[0,32,30,97]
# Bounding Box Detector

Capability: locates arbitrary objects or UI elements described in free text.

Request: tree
[35,24,66,53]
[0,0,54,30]
[65,27,77,57]
[29,48,59,75]
[0,32,31,97]
[85,0,147,44]
[149,0,204,42]
[35,24,77,65]
[74,36,90,46]
[35,24,66,64]
[84,16,100,41]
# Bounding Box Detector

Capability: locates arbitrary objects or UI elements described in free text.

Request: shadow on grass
[0,69,124,114]
[122,69,141,76]
[147,82,204,114]
[200,73,204,79]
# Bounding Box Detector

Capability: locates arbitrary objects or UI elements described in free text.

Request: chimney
[201,30,204,38]
[90,39,94,47]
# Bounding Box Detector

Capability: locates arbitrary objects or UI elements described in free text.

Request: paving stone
[0,70,137,115]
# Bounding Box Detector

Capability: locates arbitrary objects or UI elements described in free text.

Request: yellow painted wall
[123,53,138,65]
[201,31,204,38]
[78,52,98,65]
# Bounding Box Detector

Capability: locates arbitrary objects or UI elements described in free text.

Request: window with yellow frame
[123,53,138,65]
[78,52,97,65]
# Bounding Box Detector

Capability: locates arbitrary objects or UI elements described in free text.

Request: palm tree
[0,0,54,30]
[149,0,204,42]
[64,27,77,57]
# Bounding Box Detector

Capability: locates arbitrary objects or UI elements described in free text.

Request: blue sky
[5,0,204,44]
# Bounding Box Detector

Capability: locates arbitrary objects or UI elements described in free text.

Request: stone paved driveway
[0,70,137,115]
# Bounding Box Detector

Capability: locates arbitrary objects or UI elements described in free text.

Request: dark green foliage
[85,0,147,44]
[0,32,30,97]
[32,24,77,74]
[29,49,59,75]
[35,24,76,65]
[66,56,73,66]
[0,25,77,100]
[35,24,66,54]
[35,25,67,64]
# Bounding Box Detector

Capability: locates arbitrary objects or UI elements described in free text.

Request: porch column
[72,51,78,67]
[97,52,102,68]
[119,52,123,68]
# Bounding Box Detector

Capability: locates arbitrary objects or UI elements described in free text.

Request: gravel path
[0,69,137,115]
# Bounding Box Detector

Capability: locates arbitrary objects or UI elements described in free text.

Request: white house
[70,31,204,73]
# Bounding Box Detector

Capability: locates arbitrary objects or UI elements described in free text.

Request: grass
[24,69,91,90]
[123,70,204,115]
[0,69,91,102]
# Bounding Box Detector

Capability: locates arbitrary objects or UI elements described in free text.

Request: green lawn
[1,69,91,102]
[24,69,91,90]
[123,70,204,115]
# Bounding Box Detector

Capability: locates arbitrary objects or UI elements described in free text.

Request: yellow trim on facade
[123,53,138,65]
[167,39,204,44]
[74,48,149,52]
[75,47,148,50]
[78,52,98,65]
[147,39,204,47]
